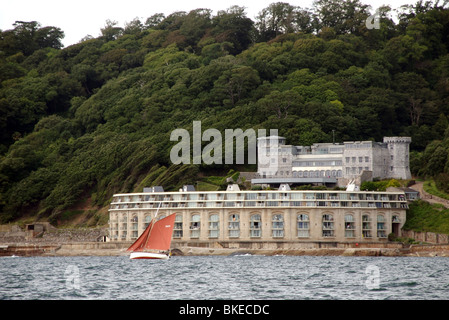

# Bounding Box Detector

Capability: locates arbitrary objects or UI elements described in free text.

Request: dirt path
[409,181,449,208]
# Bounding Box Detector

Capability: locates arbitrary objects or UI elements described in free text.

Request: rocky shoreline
[2,225,449,258]
[2,241,449,257]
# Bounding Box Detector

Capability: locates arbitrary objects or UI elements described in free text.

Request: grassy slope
[403,200,449,234]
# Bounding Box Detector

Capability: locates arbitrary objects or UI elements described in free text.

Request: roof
[386,187,419,194]
[251,177,337,184]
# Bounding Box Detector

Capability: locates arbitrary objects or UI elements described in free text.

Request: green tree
[100,20,123,41]
[211,6,254,54]
[0,21,64,56]
[314,0,370,35]
[211,65,260,107]
[256,2,297,41]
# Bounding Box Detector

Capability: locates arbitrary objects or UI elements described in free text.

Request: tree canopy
[1,1,449,223]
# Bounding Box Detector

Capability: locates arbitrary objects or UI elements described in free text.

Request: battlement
[383,137,412,144]
[257,136,412,185]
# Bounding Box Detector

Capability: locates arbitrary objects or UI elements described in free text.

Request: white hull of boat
[129,251,169,260]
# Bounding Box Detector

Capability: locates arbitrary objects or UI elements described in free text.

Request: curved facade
[108,186,408,244]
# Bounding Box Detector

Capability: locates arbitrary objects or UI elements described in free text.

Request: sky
[1,0,415,47]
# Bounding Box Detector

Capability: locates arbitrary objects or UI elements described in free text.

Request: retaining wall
[402,230,449,244]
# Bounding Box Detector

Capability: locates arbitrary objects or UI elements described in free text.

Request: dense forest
[1,0,449,224]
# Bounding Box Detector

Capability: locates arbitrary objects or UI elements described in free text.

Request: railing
[109,191,408,211]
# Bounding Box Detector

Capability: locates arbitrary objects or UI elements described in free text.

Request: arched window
[272,214,284,238]
[297,214,309,238]
[362,214,372,238]
[345,214,355,238]
[120,213,128,240]
[250,214,261,238]
[322,214,334,237]
[228,214,240,238]
[144,215,151,228]
[131,215,138,239]
[377,215,386,238]
[209,214,219,238]
[174,214,183,238]
[190,214,201,238]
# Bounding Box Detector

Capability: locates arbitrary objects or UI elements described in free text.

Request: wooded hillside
[1,1,449,223]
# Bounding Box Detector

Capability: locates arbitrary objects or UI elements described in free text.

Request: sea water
[1,255,449,300]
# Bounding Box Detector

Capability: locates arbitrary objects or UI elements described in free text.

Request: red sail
[126,220,154,252]
[127,214,176,252]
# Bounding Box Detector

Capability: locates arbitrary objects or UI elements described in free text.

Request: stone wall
[171,240,403,250]
[402,229,449,244]
[0,224,108,243]
[0,224,26,240]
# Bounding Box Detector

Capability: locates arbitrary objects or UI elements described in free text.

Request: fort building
[253,136,412,188]
[108,184,408,246]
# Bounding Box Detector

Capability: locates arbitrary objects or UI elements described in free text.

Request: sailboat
[127,205,176,260]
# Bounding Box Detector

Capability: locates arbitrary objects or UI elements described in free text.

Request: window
[345,214,355,238]
[228,214,240,238]
[190,214,201,238]
[297,214,309,237]
[144,215,151,228]
[131,215,138,238]
[250,214,262,237]
[365,156,369,162]
[272,214,284,238]
[322,214,334,237]
[209,214,219,238]
[362,215,372,238]
[377,215,386,238]
[174,214,183,238]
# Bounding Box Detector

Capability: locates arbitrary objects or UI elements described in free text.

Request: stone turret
[257,136,293,178]
[383,137,412,180]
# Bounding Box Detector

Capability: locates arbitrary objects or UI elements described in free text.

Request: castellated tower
[383,137,412,180]
[257,136,294,178]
